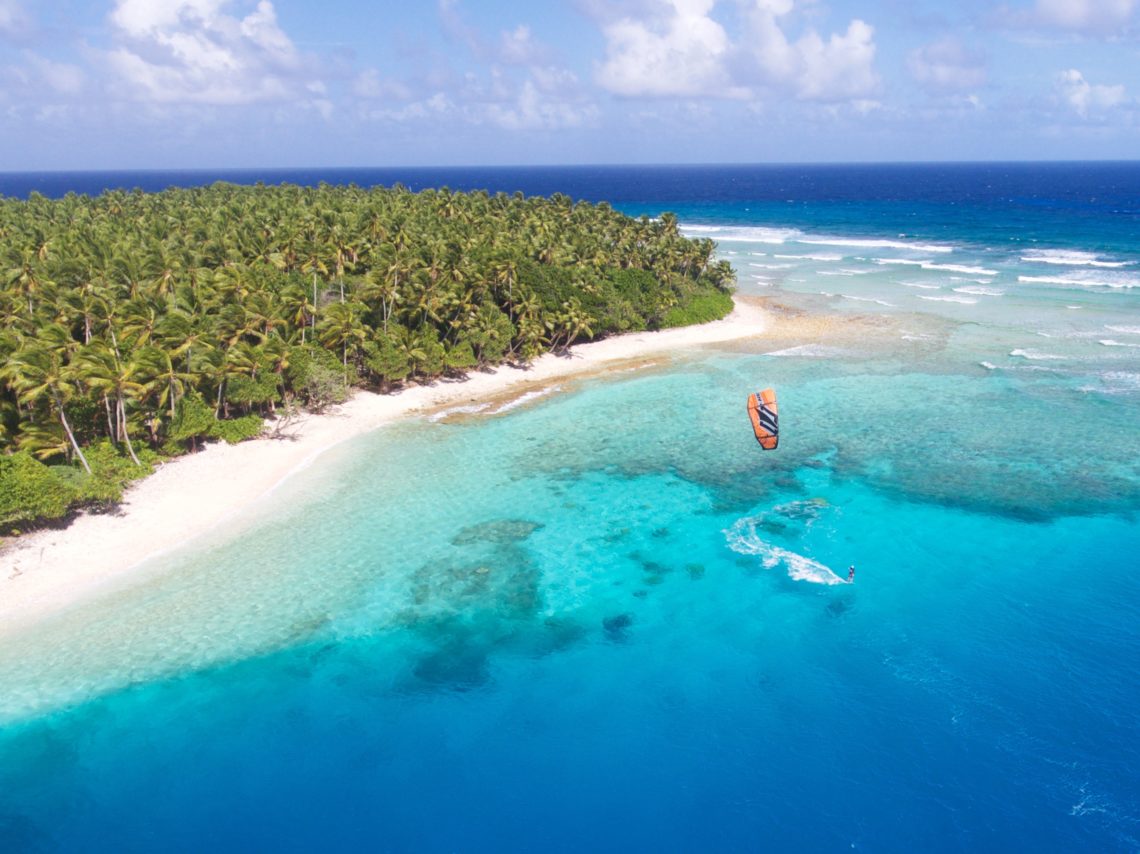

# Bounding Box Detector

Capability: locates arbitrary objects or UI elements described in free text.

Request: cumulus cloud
[791,19,878,101]
[353,69,413,101]
[1034,0,1135,32]
[485,78,598,130]
[0,0,33,40]
[104,0,326,107]
[428,0,597,130]
[595,0,738,97]
[357,37,592,131]
[908,37,987,93]
[594,0,879,103]
[22,53,86,95]
[1054,69,1126,116]
[498,25,547,65]
[998,0,1137,36]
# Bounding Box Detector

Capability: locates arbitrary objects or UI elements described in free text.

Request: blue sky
[0,0,1137,168]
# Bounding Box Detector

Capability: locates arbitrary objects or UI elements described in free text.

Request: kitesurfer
[848,565,855,583]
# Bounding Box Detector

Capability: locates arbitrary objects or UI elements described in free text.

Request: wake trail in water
[724,516,845,585]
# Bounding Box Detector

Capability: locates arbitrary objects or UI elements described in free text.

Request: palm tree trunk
[118,396,142,466]
[55,394,92,475]
[103,394,117,442]
[312,273,318,331]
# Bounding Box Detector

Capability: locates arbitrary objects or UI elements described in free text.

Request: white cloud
[1055,68,1126,117]
[2,52,85,108]
[26,53,86,95]
[430,1,598,130]
[908,37,987,93]
[0,0,33,40]
[595,0,739,97]
[1034,0,1136,33]
[105,0,322,106]
[998,0,1137,36]
[794,19,878,101]
[737,1,880,102]
[486,78,598,130]
[353,69,413,101]
[498,25,546,65]
[594,0,879,103]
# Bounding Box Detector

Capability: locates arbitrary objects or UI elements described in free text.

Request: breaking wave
[682,225,803,244]
[774,253,844,262]
[764,344,849,358]
[799,237,955,253]
[954,285,1004,296]
[490,386,561,414]
[918,294,977,304]
[1011,348,1066,361]
[877,259,998,276]
[1021,249,1133,268]
[1019,272,1140,290]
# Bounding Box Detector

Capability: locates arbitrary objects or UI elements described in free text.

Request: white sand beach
[0,298,769,634]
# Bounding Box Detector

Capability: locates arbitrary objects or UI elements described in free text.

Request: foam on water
[954,285,1004,296]
[799,236,955,253]
[764,344,850,358]
[1011,348,1067,360]
[682,224,803,244]
[1081,371,1140,395]
[724,516,844,585]
[1019,272,1140,289]
[1099,339,1140,349]
[877,259,998,276]
[839,294,895,306]
[489,386,562,414]
[427,403,491,422]
[1021,249,1132,268]
[4,165,1140,853]
[918,294,977,304]
[901,281,940,290]
[774,253,844,262]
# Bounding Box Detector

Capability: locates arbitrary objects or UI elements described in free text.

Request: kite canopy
[747,388,779,450]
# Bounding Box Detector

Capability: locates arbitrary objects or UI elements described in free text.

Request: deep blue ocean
[1,164,1138,852]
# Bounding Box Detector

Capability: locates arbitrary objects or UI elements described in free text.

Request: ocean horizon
[1,162,1138,851]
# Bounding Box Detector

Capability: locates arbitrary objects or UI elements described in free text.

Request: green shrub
[227,373,281,407]
[209,415,263,444]
[0,451,79,528]
[169,394,216,447]
[519,260,576,311]
[288,345,349,409]
[445,340,478,371]
[662,290,734,328]
[364,329,412,384]
[78,441,156,502]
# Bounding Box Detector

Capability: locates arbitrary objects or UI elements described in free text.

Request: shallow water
[2,165,1139,851]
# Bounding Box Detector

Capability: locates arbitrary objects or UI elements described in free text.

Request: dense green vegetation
[0,182,734,529]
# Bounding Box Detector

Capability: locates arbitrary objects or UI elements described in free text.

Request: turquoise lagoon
[1,165,1138,851]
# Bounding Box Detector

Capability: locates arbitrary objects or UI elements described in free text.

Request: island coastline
[0,297,769,636]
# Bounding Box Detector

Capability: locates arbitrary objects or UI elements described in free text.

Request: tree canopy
[0,181,734,528]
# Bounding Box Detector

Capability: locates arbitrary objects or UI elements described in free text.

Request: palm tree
[1,338,92,473]
[317,301,368,378]
[75,341,145,466]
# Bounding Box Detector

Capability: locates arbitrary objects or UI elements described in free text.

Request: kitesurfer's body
[848,565,855,583]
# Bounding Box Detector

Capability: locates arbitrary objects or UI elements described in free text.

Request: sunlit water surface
[2,165,1138,852]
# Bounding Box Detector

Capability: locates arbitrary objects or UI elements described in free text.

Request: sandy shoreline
[0,298,769,634]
